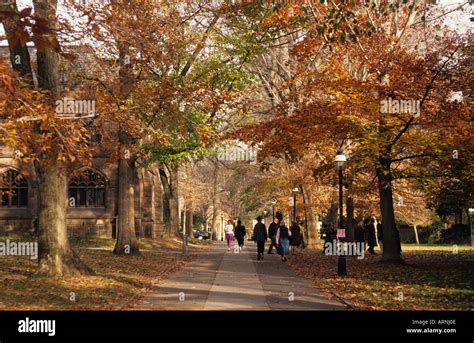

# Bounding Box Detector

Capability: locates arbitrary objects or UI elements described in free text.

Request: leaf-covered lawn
[288,244,474,310]
[0,235,207,310]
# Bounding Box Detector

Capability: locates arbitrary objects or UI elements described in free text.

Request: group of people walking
[253,216,305,262]
[355,216,381,255]
[224,216,305,262]
[225,214,400,261]
[355,216,401,254]
[225,220,247,251]
[323,215,400,255]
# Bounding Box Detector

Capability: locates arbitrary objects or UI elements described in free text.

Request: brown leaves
[2,74,15,95]
[19,7,32,18]
[288,247,474,310]
[0,236,193,310]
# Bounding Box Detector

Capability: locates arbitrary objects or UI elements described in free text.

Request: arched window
[69,169,106,208]
[0,169,28,208]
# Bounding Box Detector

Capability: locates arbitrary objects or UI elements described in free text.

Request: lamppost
[335,149,347,276]
[292,187,300,223]
[271,199,277,220]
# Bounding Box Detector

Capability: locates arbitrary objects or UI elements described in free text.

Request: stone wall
[0,147,165,238]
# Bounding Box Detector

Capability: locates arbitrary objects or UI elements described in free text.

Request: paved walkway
[134,242,345,311]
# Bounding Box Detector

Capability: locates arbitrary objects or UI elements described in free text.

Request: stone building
[0,44,165,238]
[0,145,165,240]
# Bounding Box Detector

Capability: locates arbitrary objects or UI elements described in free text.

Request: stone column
[134,169,143,238]
[141,169,155,238]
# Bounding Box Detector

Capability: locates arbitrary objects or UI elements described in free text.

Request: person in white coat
[225,220,234,251]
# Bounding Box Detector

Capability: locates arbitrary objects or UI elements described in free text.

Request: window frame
[0,169,29,208]
[68,168,107,208]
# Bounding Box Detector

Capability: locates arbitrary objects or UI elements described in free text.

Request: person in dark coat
[354,219,365,254]
[355,220,365,244]
[376,217,383,252]
[363,217,370,243]
[289,221,303,254]
[322,222,336,254]
[267,218,279,254]
[234,219,246,251]
[367,216,378,254]
[252,216,267,260]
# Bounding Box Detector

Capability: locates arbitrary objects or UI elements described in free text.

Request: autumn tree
[0,0,34,85]
[422,134,474,227]
[1,0,95,275]
[394,185,433,244]
[230,1,472,263]
[63,1,292,240]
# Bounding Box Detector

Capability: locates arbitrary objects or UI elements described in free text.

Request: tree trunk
[377,162,403,263]
[211,157,219,240]
[168,163,180,235]
[33,0,60,97]
[455,209,462,225]
[301,184,318,248]
[35,161,94,276]
[466,208,471,231]
[32,0,92,275]
[1,1,34,85]
[185,207,193,237]
[113,156,139,255]
[346,196,355,242]
[159,167,171,233]
[326,201,338,229]
[113,39,140,253]
[180,210,185,235]
[300,184,308,238]
[413,225,419,245]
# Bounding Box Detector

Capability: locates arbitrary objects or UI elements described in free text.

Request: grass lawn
[288,243,474,310]
[0,233,209,310]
